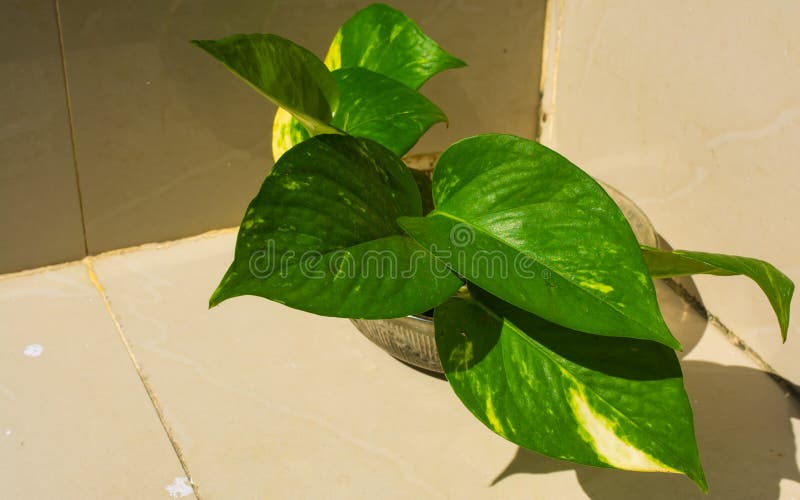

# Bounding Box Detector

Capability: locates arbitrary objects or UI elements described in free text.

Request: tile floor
[2,231,798,499]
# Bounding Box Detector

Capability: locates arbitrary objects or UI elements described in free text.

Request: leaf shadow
[490,361,800,499]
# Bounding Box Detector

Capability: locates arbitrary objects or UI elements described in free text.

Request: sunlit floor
[2,231,799,499]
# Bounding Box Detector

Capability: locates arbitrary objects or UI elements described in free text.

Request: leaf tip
[209,280,234,309]
[691,469,709,494]
[208,290,223,309]
[653,316,682,351]
[666,335,683,352]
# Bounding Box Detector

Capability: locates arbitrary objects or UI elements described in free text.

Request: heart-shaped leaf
[270,3,465,160]
[324,3,465,89]
[330,68,446,156]
[193,34,340,136]
[642,246,794,341]
[398,134,679,349]
[436,287,707,490]
[272,67,447,160]
[211,134,462,318]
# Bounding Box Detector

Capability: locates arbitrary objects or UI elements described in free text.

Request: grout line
[83,257,202,499]
[535,0,553,142]
[532,0,551,141]
[0,226,237,282]
[664,278,800,402]
[92,227,238,260]
[536,0,564,144]
[53,0,89,256]
[0,258,85,283]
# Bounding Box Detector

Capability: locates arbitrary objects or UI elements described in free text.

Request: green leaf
[192,34,340,136]
[397,134,679,349]
[211,134,462,318]
[329,68,446,156]
[270,3,464,160]
[642,246,794,341]
[271,67,447,160]
[324,3,466,89]
[436,287,707,491]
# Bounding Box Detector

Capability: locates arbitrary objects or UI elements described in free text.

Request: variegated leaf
[436,287,707,491]
[329,67,446,156]
[272,107,311,161]
[272,67,447,160]
[642,246,794,340]
[211,134,462,318]
[398,134,679,349]
[193,34,340,137]
[324,3,465,89]
[270,3,464,160]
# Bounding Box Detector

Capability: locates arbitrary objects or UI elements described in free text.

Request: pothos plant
[194,3,794,491]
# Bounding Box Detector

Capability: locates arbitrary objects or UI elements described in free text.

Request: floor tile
[93,233,799,499]
[0,264,194,499]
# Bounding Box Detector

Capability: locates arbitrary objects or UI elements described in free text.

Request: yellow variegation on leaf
[435,286,707,491]
[272,107,310,161]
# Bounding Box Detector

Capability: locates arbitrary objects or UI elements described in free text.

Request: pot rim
[407,313,434,323]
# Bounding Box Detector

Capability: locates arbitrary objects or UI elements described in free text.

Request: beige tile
[539,1,800,383]
[93,233,798,498]
[58,0,544,254]
[0,264,193,499]
[58,0,272,254]
[0,0,86,273]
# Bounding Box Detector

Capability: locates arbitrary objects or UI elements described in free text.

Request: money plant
[194,3,794,491]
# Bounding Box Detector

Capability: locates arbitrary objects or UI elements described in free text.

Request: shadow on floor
[490,361,800,499]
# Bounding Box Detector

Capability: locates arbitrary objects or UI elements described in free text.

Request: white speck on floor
[165,477,193,498]
[23,344,43,358]
[4,429,11,436]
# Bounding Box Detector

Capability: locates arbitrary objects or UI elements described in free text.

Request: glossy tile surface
[539,0,800,383]
[90,232,799,499]
[0,264,193,499]
[0,0,86,273]
[59,0,545,254]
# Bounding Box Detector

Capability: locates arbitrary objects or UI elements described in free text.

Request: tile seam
[53,0,89,256]
[0,227,237,281]
[82,257,201,499]
[533,0,552,140]
[536,0,564,143]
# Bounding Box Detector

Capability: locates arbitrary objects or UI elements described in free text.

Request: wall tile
[0,0,86,273]
[59,0,545,253]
